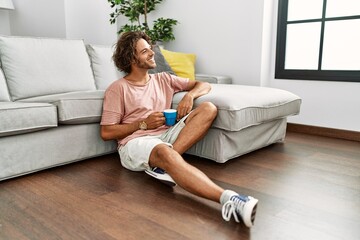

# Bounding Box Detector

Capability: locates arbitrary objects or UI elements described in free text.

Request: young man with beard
[100,31,258,227]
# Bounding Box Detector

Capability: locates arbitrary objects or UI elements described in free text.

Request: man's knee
[199,102,217,120]
[150,144,177,168]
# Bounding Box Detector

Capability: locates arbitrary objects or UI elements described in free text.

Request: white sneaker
[145,167,177,187]
[222,194,258,227]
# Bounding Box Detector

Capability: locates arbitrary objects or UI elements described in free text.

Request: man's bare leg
[149,143,223,203]
[172,102,217,154]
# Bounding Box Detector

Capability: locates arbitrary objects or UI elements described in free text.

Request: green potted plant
[108,0,178,43]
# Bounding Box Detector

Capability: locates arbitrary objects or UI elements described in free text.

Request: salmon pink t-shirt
[100,72,189,147]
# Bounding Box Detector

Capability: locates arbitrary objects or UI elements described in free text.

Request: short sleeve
[160,72,189,93]
[100,86,124,125]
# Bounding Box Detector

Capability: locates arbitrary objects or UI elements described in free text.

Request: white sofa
[0,35,301,181]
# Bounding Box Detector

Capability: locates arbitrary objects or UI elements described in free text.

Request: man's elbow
[100,126,111,141]
[195,80,211,91]
[206,82,212,91]
[201,81,212,93]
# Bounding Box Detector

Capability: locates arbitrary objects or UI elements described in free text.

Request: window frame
[275,0,360,82]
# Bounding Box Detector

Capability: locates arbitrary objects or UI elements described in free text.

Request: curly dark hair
[113,31,153,74]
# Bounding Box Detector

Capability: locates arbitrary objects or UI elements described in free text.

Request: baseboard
[287,123,360,142]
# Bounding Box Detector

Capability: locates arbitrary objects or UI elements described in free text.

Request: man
[100,31,258,227]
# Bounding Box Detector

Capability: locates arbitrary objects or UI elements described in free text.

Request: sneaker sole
[145,169,177,187]
[243,198,258,227]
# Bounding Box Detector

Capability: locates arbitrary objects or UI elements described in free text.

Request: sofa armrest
[195,74,232,84]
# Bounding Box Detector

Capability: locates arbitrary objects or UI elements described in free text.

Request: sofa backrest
[86,44,125,90]
[0,66,10,101]
[0,36,96,100]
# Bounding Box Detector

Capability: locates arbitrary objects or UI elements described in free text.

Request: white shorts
[118,114,189,171]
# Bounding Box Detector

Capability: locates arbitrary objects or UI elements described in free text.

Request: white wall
[7,0,117,45]
[64,0,117,45]
[0,10,12,35]
[9,0,66,38]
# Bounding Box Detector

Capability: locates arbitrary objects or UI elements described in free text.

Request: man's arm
[177,80,211,119]
[100,122,139,141]
[186,80,212,98]
[100,112,165,141]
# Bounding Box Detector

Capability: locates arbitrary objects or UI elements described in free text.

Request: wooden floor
[0,132,359,240]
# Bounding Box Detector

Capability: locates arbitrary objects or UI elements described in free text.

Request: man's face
[133,38,156,70]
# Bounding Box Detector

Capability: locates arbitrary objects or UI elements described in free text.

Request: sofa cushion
[0,102,57,137]
[172,84,302,131]
[0,36,96,100]
[160,48,196,80]
[21,90,105,124]
[86,44,125,90]
[0,67,10,101]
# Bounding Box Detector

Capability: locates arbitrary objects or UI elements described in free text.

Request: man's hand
[144,112,166,129]
[175,80,211,120]
[176,93,194,120]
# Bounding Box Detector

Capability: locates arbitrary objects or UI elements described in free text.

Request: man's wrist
[138,120,147,130]
[185,92,195,100]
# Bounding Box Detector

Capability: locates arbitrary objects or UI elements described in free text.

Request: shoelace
[221,196,246,222]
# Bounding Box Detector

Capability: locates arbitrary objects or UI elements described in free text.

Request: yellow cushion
[160,48,196,80]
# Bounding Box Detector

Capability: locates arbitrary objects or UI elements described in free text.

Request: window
[275,0,360,82]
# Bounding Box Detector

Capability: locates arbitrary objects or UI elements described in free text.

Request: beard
[136,58,156,70]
